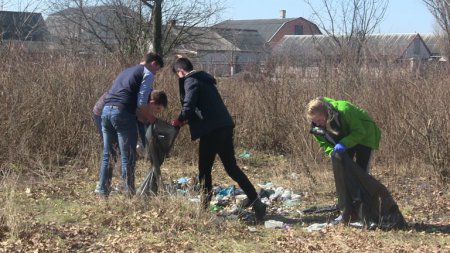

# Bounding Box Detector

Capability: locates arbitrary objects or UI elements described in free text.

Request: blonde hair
[306,97,329,120]
[306,97,340,135]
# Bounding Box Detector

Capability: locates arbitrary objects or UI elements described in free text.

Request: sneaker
[253,199,267,221]
[94,188,108,198]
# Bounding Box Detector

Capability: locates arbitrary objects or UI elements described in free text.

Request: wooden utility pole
[140,0,163,55]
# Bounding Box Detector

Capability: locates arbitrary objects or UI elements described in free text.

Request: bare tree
[140,0,162,55]
[46,0,224,59]
[304,0,388,63]
[422,0,450,59]
[303,0,388,87]
[46,0,151,59]
[140,0,224,56]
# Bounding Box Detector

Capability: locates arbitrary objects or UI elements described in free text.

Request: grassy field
[0,51,449,252]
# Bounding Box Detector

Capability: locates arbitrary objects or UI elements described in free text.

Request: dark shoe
[252,199,267,221]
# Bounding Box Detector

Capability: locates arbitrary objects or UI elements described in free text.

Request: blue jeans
[93,113,118,160]
[97,106,138,196]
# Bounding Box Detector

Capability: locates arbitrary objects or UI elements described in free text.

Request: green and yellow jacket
[312,97,381,156]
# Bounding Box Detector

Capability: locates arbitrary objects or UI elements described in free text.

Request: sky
[2,0,437,34]
[222,0,436,34]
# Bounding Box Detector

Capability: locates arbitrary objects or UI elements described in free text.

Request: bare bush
[0,49,121,170]
[1,49,448,183]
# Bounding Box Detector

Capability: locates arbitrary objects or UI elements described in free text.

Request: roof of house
[364,34,431,59]
[214,18,298,42]
[420,34,447,56]
[174,27,267,53]
[214,28,267,52]
[0,10,49,41]
[275,33,438,62]
[47,5,137,17]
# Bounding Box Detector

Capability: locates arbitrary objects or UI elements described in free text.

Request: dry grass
[0,49,449,252]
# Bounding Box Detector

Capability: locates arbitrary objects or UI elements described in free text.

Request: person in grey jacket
[172,57,266,221]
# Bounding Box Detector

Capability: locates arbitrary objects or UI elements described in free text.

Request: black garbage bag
[137,119,179,196]
[332,153,406,229]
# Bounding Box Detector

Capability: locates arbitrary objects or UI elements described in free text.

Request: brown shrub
[0,49,448,183]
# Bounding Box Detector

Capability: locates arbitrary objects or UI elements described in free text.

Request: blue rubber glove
[332,143,346,156]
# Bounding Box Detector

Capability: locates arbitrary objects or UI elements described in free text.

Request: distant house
[46,5,144,53]
[364,34,433,62]
[421,34,448,61]
[174,27,268,76]
[274,33,440,65]
[0,11,49,41]
[213,10,321,47]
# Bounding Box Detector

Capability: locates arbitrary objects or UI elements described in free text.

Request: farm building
[274,33,445,65]
[0,11,49,41]
[0,11,52,52]
[213,10,321,46]
[173,27,268,76]
[46,5,144,53]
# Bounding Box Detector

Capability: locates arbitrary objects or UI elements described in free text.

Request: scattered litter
[257,183,302,209]
[163,178,306,224]
[247,226,257,232]
[349,221,364,228]
[189,197,201,203]
[209,204,224,212]
[177,177,189,185]
[304,223,329,232]
[239,150,251,158]
[258,181,273,189]
[302,205,338,214]
[215,185,235,196]
[264,220,285,229]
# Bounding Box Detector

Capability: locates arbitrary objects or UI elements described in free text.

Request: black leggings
[198,126,258,202]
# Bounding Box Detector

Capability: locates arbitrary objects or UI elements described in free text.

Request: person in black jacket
[172,57,266,221]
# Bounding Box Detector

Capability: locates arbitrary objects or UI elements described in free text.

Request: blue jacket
[177,71,234,140]
[104,64,152,114]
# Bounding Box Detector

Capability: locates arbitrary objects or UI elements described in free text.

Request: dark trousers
[346,144,372,172]
[198,126,258,203]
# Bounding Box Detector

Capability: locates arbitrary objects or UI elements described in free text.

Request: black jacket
[177,71,234,140]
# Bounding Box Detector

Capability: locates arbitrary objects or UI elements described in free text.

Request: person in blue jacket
[171,57,266,221]
[96,52,163,197]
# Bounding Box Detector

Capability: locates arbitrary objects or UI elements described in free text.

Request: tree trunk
[152,0,163,55]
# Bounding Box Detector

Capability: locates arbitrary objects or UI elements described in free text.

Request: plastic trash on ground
[304,223,329,232]
[264,220,285,229]
[239,150,251,158]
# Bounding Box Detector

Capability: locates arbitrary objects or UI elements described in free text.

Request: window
[294,25,303,35]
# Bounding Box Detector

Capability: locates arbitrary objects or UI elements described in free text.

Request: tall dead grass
[0,49,448,183]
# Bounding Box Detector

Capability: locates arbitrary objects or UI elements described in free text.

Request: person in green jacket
[306,97,381,172]
[306,97,381,223]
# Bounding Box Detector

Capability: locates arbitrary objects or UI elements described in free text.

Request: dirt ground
[0,157,449,252]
